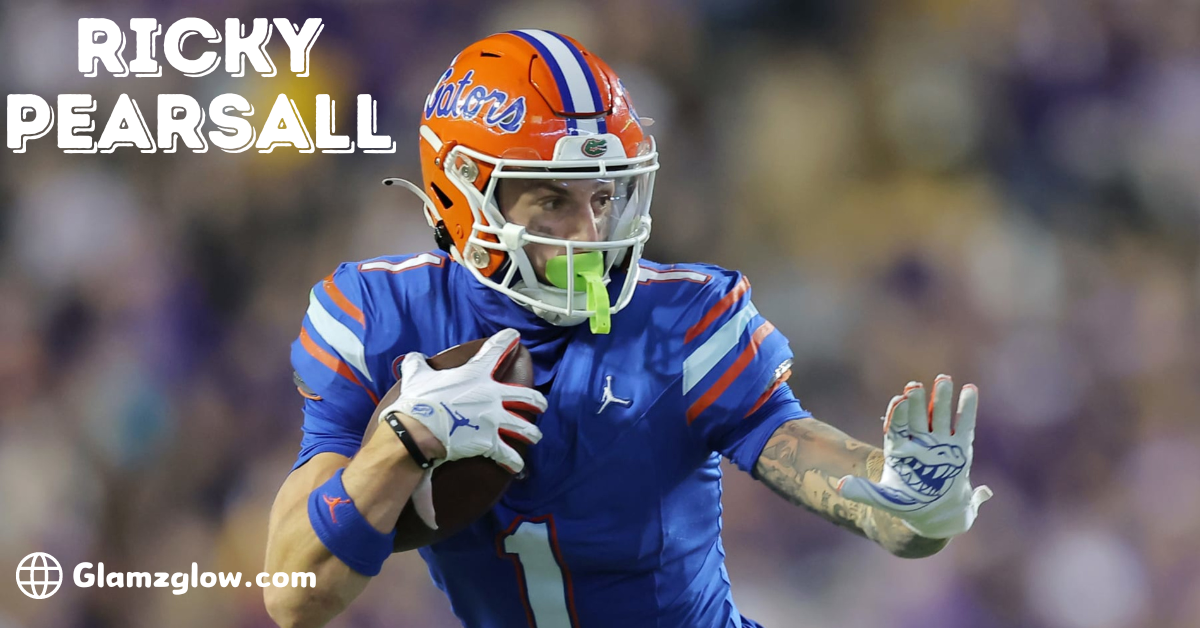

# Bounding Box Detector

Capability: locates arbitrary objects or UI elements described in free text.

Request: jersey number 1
[499,516,579,628]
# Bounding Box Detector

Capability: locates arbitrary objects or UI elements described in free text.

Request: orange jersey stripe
[322,274,366,326]
[297,386,323,401]
[299,328,380,405]
[687,320,776,424]
[684,276,751,344]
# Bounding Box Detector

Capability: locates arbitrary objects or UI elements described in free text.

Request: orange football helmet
[386,30,658,333]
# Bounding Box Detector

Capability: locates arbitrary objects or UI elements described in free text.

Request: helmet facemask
[449,133,658,333]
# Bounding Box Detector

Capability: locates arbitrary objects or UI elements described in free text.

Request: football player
[264,30,992,628]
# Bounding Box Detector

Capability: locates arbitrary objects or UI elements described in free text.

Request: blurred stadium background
[3,0,1199,626]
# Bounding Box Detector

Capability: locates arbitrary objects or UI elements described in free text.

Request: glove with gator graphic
[837,375,993,539]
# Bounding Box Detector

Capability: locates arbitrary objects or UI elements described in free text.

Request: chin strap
[545,252,611,334]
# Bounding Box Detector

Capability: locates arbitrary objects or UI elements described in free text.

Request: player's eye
[539,195,568,212]
[592,193,613,215]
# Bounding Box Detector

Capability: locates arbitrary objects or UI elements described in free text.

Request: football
[362,338,537,552]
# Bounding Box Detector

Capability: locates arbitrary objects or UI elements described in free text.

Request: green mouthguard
[545,252,611,334]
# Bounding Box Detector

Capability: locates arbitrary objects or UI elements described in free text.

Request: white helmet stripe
[516,29,600,114]
[573,117,601,135]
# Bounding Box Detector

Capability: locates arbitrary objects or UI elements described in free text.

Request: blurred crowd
[2,0,1199,627]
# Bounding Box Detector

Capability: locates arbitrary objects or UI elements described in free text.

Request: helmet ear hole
[430,182,454,208]
[428,183,463,257]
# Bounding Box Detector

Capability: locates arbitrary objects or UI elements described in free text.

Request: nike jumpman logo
[597,375,633,414]
[445,403,480,436]
[323,495,351,524]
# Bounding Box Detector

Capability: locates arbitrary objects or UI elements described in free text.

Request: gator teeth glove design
[837,375,993,539]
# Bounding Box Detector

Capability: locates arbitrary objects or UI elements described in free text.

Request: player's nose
[561,203,601,242]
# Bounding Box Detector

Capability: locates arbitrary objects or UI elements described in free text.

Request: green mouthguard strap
[545,252,611,334]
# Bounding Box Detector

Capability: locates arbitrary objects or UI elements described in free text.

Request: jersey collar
[455,262,576,387]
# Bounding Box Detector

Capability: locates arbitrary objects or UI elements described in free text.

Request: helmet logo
[582,138,607,157]
[424,68,527,133]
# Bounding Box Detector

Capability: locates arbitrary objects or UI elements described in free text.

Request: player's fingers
[411,469,438,530]
[954,384,979,437]
[972,485,994,510]
[499,415,543,445]
[883,394,908,433]
[500,385,549,414]
[836,476,902,515]
[489,441,527,475]
[930,375,954,435]
[905,382,929,434]
[472,328,521,372]
[399,352,430,383]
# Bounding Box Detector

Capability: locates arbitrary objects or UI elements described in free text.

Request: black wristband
[384,412,434,469]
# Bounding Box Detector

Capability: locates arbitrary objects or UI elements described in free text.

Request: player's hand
[836,376,993,539]
[380,328,547,473]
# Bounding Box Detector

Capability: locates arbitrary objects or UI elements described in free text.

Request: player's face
[497,178,621,281]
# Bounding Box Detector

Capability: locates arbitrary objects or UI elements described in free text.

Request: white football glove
[836,375,993,539]
[379,328,546,529]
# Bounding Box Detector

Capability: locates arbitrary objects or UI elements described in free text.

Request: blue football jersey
[290,251,811,628]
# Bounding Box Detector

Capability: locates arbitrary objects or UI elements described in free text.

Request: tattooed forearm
[754,419,949,558]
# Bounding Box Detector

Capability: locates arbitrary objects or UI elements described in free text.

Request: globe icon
[16,552,63,599]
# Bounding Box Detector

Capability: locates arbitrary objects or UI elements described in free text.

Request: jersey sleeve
[289,262,385,470]
[717,382,811,474]
[680,270,806,467]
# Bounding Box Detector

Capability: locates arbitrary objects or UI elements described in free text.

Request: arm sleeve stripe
[306,289,373,383]
[299,327,380,405]
[322,274,365,326]
[684,276,751,344]
[687,321,776,424]
[682,303,759,394]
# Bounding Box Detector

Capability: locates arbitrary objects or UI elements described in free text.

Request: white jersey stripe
[637,266,711,284]
[306,289,373,382]
[359,253,441,273]
[682,303,759,393]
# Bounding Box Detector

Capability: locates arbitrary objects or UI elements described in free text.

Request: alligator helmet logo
[582,137,607,157]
